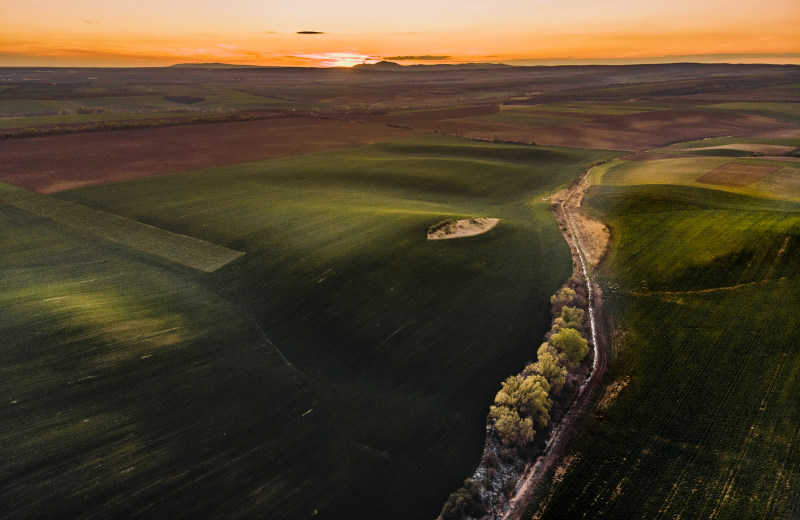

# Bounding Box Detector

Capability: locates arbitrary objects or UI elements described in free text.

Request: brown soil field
[368,104,499,124]
[743,124,800,139]
[0,116,422,193]
[375,109,787,151]
[697,163,781,186]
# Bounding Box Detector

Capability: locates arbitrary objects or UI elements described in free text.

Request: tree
[555,305,584,330]
[550,286,577,315]
[527,351,566,394]
[490,405,535,447]
[550,286,575,305]
[494,374,551,425]
[550,328,589,367]
[490,372,553,446]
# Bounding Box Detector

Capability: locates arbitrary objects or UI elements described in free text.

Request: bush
[440,479,487,520]
[482,452,498,468]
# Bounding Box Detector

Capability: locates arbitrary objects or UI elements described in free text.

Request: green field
[533,145,800,519]
[0,135,618,519]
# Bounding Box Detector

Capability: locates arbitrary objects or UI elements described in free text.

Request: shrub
[440,479,487,520]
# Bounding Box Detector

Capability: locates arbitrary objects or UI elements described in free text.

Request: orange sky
[2,0,798,66]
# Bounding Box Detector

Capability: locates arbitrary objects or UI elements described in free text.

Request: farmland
[531,137,800,519]
[1,131,618,519]
[1,63,799,519]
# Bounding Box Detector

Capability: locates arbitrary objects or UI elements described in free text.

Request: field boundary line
[627,274,798,296]
[0,182,244,272]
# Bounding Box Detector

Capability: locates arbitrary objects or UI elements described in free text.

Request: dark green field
[1,134,617,519]
[534,144,800,519]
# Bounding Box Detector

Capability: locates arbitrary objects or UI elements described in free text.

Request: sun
[294,52,380,67]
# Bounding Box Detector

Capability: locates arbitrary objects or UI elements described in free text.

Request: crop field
[532,142,800,519]
[592,154,800,201]
[0,183,243,272]
[0,84,313,120]
[701,102,800,123]
[0,117,422,192]
[379,107,788,151]
[1,134,619,519]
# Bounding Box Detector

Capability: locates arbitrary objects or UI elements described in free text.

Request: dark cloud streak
[297,31,326,35]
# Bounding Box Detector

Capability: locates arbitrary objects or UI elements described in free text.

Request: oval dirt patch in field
[427,217,499,240]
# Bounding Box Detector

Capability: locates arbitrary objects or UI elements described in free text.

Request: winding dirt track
[501,169,608,520]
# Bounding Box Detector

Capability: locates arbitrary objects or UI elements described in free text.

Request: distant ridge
[169,62,268,69]
[353,60,404,69]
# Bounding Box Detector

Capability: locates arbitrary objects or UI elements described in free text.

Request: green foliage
[440,479,487,520]
[550,286,576,306]
[527,351,567,394]
[554,305,584,330]
[494,374,551,422]
[490,405,535,447]
[549,328,589,367]
[491,372,552,445]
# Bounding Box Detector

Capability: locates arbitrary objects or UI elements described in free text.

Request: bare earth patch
[551,174,609,268]
[427,218,499,240]
[0,116,422,193]
[697,163,780,186]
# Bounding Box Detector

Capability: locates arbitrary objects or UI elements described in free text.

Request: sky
[1,0,799,67]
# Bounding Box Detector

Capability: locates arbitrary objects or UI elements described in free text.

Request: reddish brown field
[697,163,781,186]
[0,116,421,193]
[376,109,787,150]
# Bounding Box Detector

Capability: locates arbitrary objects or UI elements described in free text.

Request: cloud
[297,31,325,35]
[384,55,450,61]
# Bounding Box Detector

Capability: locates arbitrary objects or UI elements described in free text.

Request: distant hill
[353,61,404,69]
[169,63,267,69]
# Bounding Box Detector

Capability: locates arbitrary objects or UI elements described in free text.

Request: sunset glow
[2,0,798,67]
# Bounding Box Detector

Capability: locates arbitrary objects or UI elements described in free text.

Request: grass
[533,142,800,519]
[1,134,619,520]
